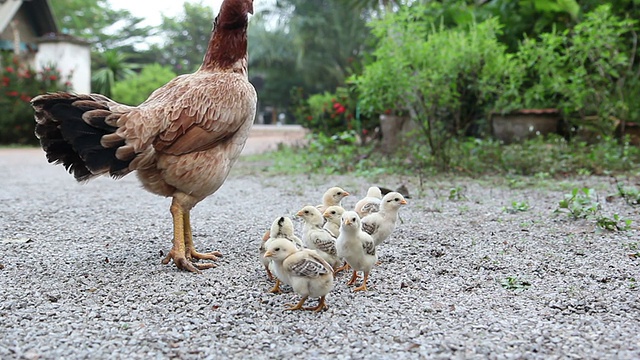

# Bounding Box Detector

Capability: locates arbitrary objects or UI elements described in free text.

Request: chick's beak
[295,210,304,216]
[344,219,352,226]
[400,199,408,205]
[343,192,350,197]
[322,212,330,218]
[264,251,274,258]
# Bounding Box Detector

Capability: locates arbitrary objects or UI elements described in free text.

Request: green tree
[153,2,216,74]
[50,0,152,52]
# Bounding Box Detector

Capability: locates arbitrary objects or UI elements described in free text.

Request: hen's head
[218,0,253,27]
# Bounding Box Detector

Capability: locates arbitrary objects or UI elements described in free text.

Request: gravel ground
[1,148,639,359]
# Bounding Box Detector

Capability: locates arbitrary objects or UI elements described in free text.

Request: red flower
[5,66,14,73]
[6,91,18,97]
[384,109,392,115]
[335,106,346,114]
[1,76,9,86]
[306,115,313,121]
[20,94,32,102]
[362,129,369,135]
[333,102,342,109]
[49,75,58,81]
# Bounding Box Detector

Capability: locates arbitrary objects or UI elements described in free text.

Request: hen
[31,0,256,273]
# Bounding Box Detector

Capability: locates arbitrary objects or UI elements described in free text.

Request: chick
[336,211,377,291]
[322,205,345,238]
[354,186,383,218]
[361,192,408,247]
[316,187,349,213]
[264,238,334,312]
[259,216,304,283]
[296,205,342,271]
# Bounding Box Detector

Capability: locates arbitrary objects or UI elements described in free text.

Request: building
[0,0,91,93]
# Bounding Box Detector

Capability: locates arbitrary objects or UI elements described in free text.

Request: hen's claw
[187,249,222,262]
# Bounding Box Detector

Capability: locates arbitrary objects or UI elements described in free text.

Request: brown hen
[31,0,256,273]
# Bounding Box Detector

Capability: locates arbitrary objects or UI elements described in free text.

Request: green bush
[354,7,509,169]
[112,63,176,106]
[0,55,70,145]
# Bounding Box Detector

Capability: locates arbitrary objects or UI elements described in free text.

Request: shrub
[111,63,176,106]
[0,55,71,145]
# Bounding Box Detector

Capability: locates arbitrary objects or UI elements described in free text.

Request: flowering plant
[0,55,71,144]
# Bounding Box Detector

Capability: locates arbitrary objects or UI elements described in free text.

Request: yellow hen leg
[353,271,370,292]
[303,296,327,312]
[284,296,308,311]
[183,211,222,264]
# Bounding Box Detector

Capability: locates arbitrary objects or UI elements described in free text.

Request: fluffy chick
[264,238,334,312]
[322,205,345,238]
[297,205,342,271]
[316,187,349,213]
[259,216,303,283]
[361,192,408,247]
[354,186,383,218]
[336,211,377,291]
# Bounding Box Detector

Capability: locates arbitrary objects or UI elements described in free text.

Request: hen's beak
[264,251,274,258]
[400,199,408,205]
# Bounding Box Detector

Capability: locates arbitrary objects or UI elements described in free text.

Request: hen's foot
[284,296,308,311]
[162,250,213,273]
[186,249,222,262]
[303,296,327,312]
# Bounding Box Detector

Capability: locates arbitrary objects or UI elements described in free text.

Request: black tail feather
[33,94,134,182]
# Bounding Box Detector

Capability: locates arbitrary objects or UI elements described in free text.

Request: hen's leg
[284,296,308,311]
[303,296,327,312]
[183,211,222,264]
[162,200,202,272]
[353,271,370,291]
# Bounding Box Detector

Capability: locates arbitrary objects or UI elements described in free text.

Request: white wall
[35,41,91,94]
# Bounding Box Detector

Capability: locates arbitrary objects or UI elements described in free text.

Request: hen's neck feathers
[200,9,249,74]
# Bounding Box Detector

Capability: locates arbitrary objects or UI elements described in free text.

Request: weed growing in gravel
[502,201,531,214]
[614,180,640,206]
[596,214,632,231]
[556,188,601,219]
[448,185,467,201]
[500,276,531,291]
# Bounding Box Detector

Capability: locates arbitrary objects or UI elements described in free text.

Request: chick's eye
[274,247,280,251]
[337,192,342,195]
[395,198,400,201]
[304,210,309,214]
[351,217,356,222]
[331,211,336,214]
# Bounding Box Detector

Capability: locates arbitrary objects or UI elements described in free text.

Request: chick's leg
[269,279,281,293]
[284,296,308,311]
[183,211,222,263]
[303,296,327,312]
[346,270,359,286]
[162,200,201,272]
[334,262,350,274]
[353,271,370,291]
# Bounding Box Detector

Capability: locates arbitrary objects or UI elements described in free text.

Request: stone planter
[379,114,415,153]
[491,109,561,144]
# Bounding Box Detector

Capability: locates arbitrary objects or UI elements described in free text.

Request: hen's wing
[116,72,256,163]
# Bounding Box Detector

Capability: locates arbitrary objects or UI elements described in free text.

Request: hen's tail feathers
[32,93,134,182]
